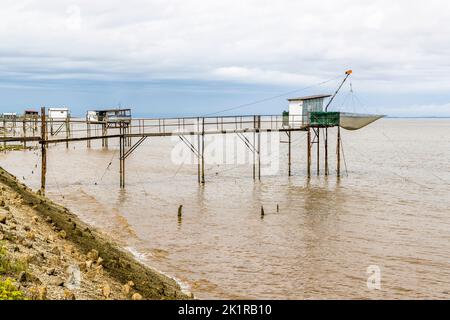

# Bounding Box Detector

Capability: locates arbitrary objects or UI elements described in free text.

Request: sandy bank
[0,166,192,300]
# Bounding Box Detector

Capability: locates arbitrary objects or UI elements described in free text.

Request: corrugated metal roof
[287,94,332,101]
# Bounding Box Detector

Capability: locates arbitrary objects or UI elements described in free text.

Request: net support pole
[337,125,341,178]
[40,107,47,194]
[307,128,311,178]
[325,127,328,176]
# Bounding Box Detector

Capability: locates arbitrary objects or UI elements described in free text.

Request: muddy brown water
[1,118,450,299]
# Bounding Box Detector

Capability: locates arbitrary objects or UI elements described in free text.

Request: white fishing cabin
[48,108,70,120]
[287,94,331,128]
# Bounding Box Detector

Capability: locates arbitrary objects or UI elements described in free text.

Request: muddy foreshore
[0,166,192,300]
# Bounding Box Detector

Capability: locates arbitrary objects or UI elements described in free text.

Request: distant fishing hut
[24,110,39,131]
[48,107,71,148]
[86,108,132,148]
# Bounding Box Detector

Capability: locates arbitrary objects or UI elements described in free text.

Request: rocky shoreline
[0,166,192,300]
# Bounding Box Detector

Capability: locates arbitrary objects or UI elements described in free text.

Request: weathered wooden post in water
[325,128,328,176]
[3,117,6,148]
[316,129,320,176]
[257,115,261,181]
[22,118,27,149]
[65,117,70,149]
[287,131,291,176]
[253,117,256,180]
[197,117,201,184]
[40,107,47,194]
[337,125,341,177]
[119,123,125,188]
[87,118,91,148]
[307,128,311,178]
[201,117,205,184]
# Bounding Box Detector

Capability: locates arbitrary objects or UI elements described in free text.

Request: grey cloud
[0,0,449,93]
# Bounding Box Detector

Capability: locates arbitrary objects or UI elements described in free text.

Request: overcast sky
[1,0,450,117]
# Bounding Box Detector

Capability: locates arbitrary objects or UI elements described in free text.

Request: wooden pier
[0,109,343,193]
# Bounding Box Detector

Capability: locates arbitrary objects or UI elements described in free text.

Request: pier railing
[1,114,309,142]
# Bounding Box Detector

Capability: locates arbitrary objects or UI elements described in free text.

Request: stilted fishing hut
[1,113,18,147]
[24,110,39,133]
[86,108,132,148]
[48,107,71,148]
[285,70,384,177]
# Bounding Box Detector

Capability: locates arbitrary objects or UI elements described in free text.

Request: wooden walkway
[0,110,342,191]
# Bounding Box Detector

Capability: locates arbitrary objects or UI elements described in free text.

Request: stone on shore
[0,212,7,224]
[102,283,111,298]
[131,293,142,300]
[87,249,99,261]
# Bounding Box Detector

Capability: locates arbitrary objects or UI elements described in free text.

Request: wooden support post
[119,134,122,188]
[337,126,341,178]
[307,128,311,178]
[128,124,132,147]
[105,124,108,148]
[119,125,125,188]
[87,120,91,148]
[3,118,5,147]
[22,119,27,148]
[65,118,69,149]
[253,118,256,180]
[32,117,36,137]
[258,128,261,181]
[40,107,47,194]
[197,118,201,184]
[122,130,125,188]
[325,128,328,176]
[316,128,320,176]
[201,117,205,184]
[102,124,105,148]
[288,131,291,176]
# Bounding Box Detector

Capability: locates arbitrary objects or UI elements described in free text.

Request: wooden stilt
[40,107,47,194]
[316,128,320,176]
[32,117,36,137]
[65,118,69,149]
[122,130,125,188]
[102,124,105,148]
[201,117,205,184]
[22,119,26,148]
[253,121,256,180]
[325,127,328,176]
[105,124,108,148]
[119,124,125,188]
[337,125,341,178]
[288,131,291,176]
[87,120,91,148]
[258,130,261,181]
[3,118,6,148]
[127,125,131,147]
[307,128,311,178]
[128,124,132,147]
[197,118,201,184]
